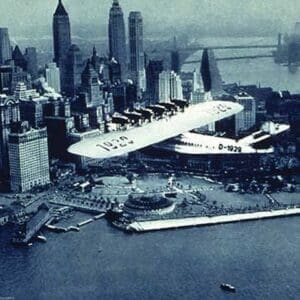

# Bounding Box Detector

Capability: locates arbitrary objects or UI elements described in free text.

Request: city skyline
[1,0,300,38]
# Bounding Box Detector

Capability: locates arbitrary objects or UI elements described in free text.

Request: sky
[0,0,299,37]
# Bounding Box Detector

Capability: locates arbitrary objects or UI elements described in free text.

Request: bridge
[184,54,274,64]
[174,44,277,52]
[167,42,278,69]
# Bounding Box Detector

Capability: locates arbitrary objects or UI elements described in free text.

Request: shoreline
[126,207,300,232]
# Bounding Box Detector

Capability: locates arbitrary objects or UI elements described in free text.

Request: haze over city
[1,0,300,37]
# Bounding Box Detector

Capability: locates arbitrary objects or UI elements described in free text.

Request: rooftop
[54,0,68,16]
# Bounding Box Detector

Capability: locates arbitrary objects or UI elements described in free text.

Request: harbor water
[0,216,299,300]
[182,36,300,93]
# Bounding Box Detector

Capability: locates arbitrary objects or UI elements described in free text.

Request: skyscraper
[146,60,164,104]
[108,0,127,81]
[0,28,12,65]
[53,0,71,67]
[158,71,171,103]
[12,46,27,71]
[0,95,20,174]
[234,92,256,135]
[53,0,71,92]
[63,44,83,97]
[45,62,61,92]
[200,48,223,98]
[8,122,50,192]
[129,11,146,97]
[171,37,180,74]
[159,70,183,103]
[25,47,38,80]
[91,46,102,77]
[81,59,103,107]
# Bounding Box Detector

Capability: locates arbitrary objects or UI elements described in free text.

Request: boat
[36,235,47,243]
[220,283,236,292]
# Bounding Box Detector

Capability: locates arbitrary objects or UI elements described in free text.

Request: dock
[12,207,52,245]
[77,218,94,227]
[50,198,106,214]
[127,208,300,232]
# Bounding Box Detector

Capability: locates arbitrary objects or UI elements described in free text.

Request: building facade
[63,44,83,97]
[12,46,27,71]
[234,92,256,135]
[53,0,71,67]
[0,28,12,65]
[108,0,127,82]
[24,47,38,80]
[46,62,61,92]
[53,0,71,92]
[8,123,50,192]
[129,11,146,97]
[0,95,20,174]
[159,70,183,103]
[146,60,164,104]
[81,60,104,108]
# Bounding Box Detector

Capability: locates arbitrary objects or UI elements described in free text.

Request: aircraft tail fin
[239,122,290,146]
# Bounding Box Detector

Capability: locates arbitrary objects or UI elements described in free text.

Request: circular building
[123,194,176,216]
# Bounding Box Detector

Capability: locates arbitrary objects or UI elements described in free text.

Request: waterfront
[0,215,299,300]
[182,36,300,93]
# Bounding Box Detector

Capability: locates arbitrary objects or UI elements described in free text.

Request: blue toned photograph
[0,1,299,299]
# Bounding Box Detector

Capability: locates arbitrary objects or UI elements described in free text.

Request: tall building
[12,46,27,71]
[24,47,38,80]
[46,62,61,92]
[234,92,256,135]
[171,37,180,74]
[0,95,20,174]
[158,71,170,103]
[109,58,121,83]
[159,70,183,103]
[8,122,50,192]
[146,60,163,104]
[0,28,12,65]
[63,44,83,97]
[91,46,102,77]
[200,48,223,132]
[200,48,223,98]
[0,62,32,95]
[0,65,12,94]
[53,0,71,67]
[81,59,103,107]
[170,71,183,100]
[129,11,146,97]
[44,98,74,160]
[14,82,27,101]
[108,0,127,81]
[53,0,71,92]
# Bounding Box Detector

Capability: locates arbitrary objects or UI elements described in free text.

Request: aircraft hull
[68,101,243,159]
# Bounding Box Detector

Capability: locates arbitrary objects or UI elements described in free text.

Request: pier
[127,208,300,232]
[12,207,52,245]
[50,198,107,214]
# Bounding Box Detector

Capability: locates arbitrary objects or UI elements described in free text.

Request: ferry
[220,283,236,292]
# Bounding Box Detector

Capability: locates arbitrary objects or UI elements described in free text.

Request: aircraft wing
[68,101,243,159]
